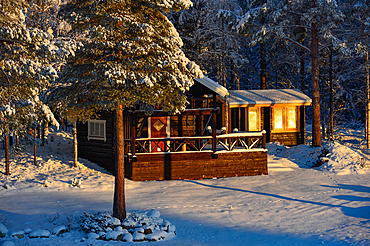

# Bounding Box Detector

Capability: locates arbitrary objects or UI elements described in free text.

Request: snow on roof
[228,89,312,106]
[195,76,229,98]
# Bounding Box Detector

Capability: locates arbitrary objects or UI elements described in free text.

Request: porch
[124,131,268,181]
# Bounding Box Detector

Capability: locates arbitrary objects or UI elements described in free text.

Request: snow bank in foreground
[0,210,175,243]
[267,141,369,175]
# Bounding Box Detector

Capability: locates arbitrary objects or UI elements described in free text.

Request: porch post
[212,112,217,153]
[178,115,183,137]
[130,112,136,157]
[213,93,217,108]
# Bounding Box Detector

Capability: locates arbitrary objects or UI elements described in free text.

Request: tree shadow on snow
[322,184,370,193]
[185,180,370,221]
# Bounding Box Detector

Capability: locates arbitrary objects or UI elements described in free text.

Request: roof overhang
[228,89,312,107]
[194,76,229,98]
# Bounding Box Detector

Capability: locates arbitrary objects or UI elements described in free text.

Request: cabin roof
[194,76,229,98]
[228,89,312,106]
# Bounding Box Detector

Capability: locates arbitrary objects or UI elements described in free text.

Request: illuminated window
[273,107,298,131]
[248,108,259,131]
[274,108,284,129]
[88,119,106,141]
[287,107,297,129]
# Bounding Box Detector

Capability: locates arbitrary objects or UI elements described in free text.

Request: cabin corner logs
[77,77,311,180]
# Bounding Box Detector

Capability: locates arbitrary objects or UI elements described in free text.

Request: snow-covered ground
[0,126,369,245]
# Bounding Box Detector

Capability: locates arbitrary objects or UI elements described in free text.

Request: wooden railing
[124,130,266,156]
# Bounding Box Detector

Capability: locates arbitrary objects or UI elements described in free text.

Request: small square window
[88,119,106,141]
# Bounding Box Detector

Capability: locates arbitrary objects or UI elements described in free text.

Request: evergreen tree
[170,0,246,89]
[237,0,345,147]
[56,0,202,219]
[0,0,78,132]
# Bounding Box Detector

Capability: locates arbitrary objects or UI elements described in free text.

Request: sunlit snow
[0,126,369,245]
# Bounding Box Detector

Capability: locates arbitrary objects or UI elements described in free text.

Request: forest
[1,0,370,235]
[169,0,370,139]
[1,0,370,147]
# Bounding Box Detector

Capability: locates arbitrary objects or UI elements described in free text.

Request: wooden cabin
[77,77,311,180]
[227,89,312,146]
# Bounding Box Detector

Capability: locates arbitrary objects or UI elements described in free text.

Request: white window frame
[87,119,106,141]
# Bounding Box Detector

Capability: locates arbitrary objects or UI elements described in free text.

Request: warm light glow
[274,108,283,129]
[287,107,297,129]
[248,109,258,131]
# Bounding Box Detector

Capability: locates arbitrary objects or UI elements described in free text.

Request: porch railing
[124,130,266,157]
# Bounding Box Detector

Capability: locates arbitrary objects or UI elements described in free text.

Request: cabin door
[148,116,170,152]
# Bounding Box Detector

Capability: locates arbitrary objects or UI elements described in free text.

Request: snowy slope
[0,127,369,245]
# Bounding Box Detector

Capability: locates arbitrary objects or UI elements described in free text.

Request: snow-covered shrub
[71,178,82,188]
[29,229,50,238]
[0,223,8,237]
[267,142,330,168]
[73,212,115,233]
[51,225,68,236]
[10,230,24,239]
[266,142,287,156]
[67,210,176,242]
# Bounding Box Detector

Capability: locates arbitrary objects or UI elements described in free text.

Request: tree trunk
[113,104,126,220]
[41,122,45,146]
[329,46,334,138]
[16,131,19,159]
[45,122,49,136]
[34,129,37,165]
[366,51,370,148]
[5,130,10,175]
[260,41,267,89]
[230,62,235,90]
[321,78,326,139]
[311,19,321,147]
[73,121,78,167]
[300,47,306,93]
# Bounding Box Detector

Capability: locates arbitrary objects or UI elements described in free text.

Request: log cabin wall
[125,150,268,181]
[77,112,115,173]
[170,115,202,137]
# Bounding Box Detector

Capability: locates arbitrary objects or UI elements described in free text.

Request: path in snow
[268,156,294,172]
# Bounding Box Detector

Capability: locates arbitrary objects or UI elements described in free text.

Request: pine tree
[0,0,78,173]
[237,0,345,147]
[56,0,203,220]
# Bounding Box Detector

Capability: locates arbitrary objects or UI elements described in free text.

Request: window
[248,108,259,131]
[88,119,106,141]
[272,107,298,131]
[230,107,246,131]
[274,108,284,129]
[231,108,240,131]
[287,107,297,129]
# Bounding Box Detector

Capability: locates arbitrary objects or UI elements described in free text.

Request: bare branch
[284,37,311,53]
[319,44,333,52]
[0,67,11,85]
[0,38,25,45]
